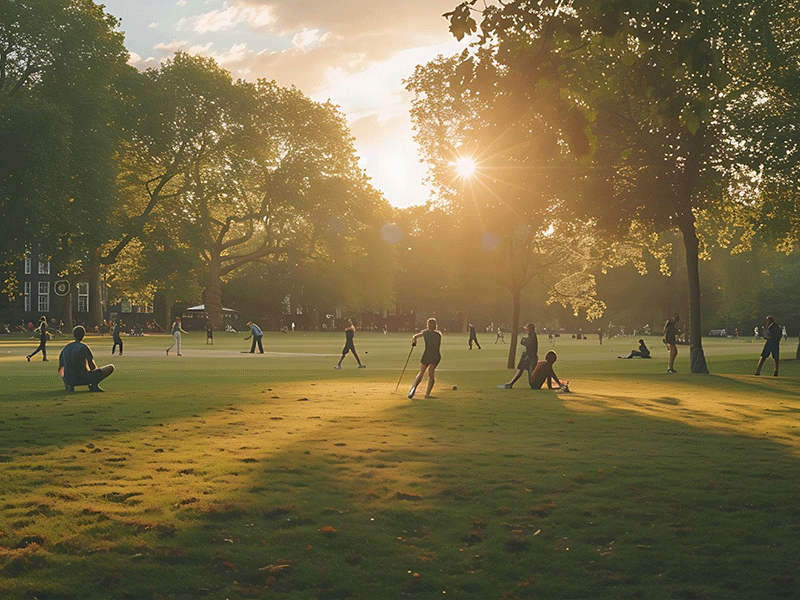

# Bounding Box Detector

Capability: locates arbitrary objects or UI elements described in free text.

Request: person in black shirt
[468,323,481,350]
[663,314,680,373]
[335,319,365,369]
[755,315,781,377]
[408,318,442,399]
[59,326,115,392]
[619,339,651,359]
[27,316,49,362]
[205,320,213,345]
[111,319,124,355]
[499,323,538,388]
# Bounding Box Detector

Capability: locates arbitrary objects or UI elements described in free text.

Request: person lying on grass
[619,339,651,359]
[529,351,568,391]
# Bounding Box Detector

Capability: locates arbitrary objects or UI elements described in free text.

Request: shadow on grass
[5,384,800,600]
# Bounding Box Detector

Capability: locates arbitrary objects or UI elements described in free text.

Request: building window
[38,281,50,313]
[38,260,50,275]
[24,253,31,275]
[77,282,89,313]
[24,281,31,312]
[120,299,131,313]
[141,301,154,314]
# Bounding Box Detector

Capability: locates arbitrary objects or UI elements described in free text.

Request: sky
[102,0,467,208]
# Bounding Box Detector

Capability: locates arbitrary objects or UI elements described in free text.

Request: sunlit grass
[0,332,798,598]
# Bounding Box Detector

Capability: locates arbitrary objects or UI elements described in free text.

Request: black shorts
[342,342,356,355]
[421,352,440,366]
[761,344,779,360]
[664,335,676,345]
[516,353,534,371]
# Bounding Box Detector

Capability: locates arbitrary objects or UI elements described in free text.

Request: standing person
[26,316,49,361]
[59,325,115,392]
[782,324,788,341]
[205,320,213,345]
[334,319,365,369]
[529,351,567,390]
[166,317,187,356]
[495,326,506,344]
[383,324,388,337]
[244,321,264,354]
[663,314,680,373]
[755,315,782,377]
[753,326,759,340]
[468,323,481,350]
[499,323,538,388]
[408,318,441,399]
[111,318,124,356]
[598,329,603,345]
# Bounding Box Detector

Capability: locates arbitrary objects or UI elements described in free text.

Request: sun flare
[453,156,477,179]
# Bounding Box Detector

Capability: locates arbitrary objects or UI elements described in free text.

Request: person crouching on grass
[59,326,115,392]
[408,318,442,399]
[529,351,568,391]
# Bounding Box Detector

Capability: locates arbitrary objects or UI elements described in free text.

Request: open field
[1,332,799,599]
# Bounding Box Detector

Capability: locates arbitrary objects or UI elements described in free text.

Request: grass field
[1,331,799,599]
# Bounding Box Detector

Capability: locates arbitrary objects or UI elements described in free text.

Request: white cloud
[176,0,187,6]
[176,2,276,34]
[127,52,142,66]
[188,42,214,53]
[153,40,188,52]
[149,22,158,29]
[291,28,331,50]
[143,57,156,64]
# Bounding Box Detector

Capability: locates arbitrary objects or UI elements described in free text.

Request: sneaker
[358,365,366,369]
[774,371,779,377]
[667,369,677,374]
[496,384,512,389]
[408,387,416,399]
[334,365,341,369]
[42,359,48,362]
[89,385,104,392]
[26,355,30,362]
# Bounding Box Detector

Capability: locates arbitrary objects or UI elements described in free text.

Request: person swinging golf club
[408,318,441,399]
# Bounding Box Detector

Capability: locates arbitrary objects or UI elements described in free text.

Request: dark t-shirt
[38,322,48,341]
[664,321,677,344]
[764,322,781,346]
[59,341,94,386]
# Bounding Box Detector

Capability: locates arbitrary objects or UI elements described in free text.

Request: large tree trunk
[86,250,104,329]
[679,219,709,374]
[507,289,521,369]
[204,258,224,330]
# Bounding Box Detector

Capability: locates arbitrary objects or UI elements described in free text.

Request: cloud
[176,0,187,5]
[153,40,189,52]
[291,28,332,50]
[176,2,276,34]
[127,52,142,66]
[149,22,158,29]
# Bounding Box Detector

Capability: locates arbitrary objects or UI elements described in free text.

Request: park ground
[0,331,799,599]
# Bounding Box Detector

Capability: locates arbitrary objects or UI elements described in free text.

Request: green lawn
[1,331,799,599]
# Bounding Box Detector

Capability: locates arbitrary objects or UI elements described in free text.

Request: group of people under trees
[23,308,791,395]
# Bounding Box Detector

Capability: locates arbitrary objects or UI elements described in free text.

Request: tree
[0,0,130,289]
[407,53,604,367]
[444,0,800,373]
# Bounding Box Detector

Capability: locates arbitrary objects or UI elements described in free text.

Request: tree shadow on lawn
[4,382,800,599]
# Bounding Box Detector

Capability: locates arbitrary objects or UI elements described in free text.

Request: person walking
[166,317,187,356]
[468,323,481,350]
[335,319,365,368]
[755,315,782,377]
[205,320,213,345]
[244,321,264,353]
[663,314,680,373]
[782,324,788,341]
[495,326,506,344]
[408,318,442,399]
[499,323,538,388]
[26,316,49,361]
[111,319,124,355]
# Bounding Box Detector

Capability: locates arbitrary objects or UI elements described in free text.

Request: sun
[452,156,477,179]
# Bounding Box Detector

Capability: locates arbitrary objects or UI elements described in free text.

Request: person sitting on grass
[529,351,568,391]
[59,326,115,392]
[619,339,651,359]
